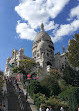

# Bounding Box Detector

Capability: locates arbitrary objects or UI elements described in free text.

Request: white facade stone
[32,23,55,74]
[5,48,32,76]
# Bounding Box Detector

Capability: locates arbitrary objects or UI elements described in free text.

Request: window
[34,51,36,55]
[62,64,64,69]
[47,53,49,57]
[37,53,39,57]
[47,61,52,66]
[33,51,36,56]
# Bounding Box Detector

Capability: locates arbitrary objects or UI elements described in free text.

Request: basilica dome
[37,40,47,50]
[34,31,51,43]
[33,23,52,43]
[32,23,54,69]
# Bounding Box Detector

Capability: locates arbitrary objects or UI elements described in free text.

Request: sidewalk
[18,82,37,111]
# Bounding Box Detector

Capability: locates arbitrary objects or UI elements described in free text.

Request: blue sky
[0,0,79,71]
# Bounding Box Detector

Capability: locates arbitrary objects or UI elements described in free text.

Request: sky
[0,0,79,71]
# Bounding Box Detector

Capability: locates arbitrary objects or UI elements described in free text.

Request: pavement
[18,81,38,111]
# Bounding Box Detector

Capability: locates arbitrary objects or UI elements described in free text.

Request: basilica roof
[37,40,47,50]
[33,23,52,43]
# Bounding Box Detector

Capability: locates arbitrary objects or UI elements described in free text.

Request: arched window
[47,53,49,57]
[47,61,52,66]
[37,53,39,57]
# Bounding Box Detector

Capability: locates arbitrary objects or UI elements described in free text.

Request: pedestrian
[0,104,2,111]
[49,106,53,111]
[46,107,50,111]
[39,106,42,111]
[19,88,22,95]
[1,105,4,111]
[24,92,28,102]
[16,82,19,89]
[3,105,6,111]
[78,106,79,111]
[60,106,64,111]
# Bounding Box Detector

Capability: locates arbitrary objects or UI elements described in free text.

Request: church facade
[5,48,32,76]
[32,23,68,74]
[5,24,68,77]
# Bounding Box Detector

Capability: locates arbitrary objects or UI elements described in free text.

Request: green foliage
[12,66,20,73]
[0,70,4,75]
[33,93,68,111]
[59,87,79,111]
[28,80,42,97]
[47,96,68,110]
[58,79,68,91]
[63,66,79,86]
[49,68,61,81]
[33,93,47,110]
[19,59,36,74]
[67,33,79,67]
[40,69,61,97]
[40,75,61,97]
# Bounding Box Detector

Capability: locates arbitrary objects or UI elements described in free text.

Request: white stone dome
[37,40,47,50]
[34,31,51,43]
[33,23,52,43]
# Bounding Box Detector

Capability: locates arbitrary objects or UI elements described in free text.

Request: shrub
[33,93,47,110]
[59,87,79,111]
[40,76,61,97]
[46,96,68,111]
[63,66,79,86]
[28,80,42,97]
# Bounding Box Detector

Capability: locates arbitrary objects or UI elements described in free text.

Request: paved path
[7,82,32,111]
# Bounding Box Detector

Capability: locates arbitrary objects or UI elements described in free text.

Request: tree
[63,66,79,86]
[12,66,20,73]
[28,80,42,96]
[67,33,79,67]
[40,69,62,96]
[0,70,4,75]
[49,68,62,81]
[12,59,36,75]
[59,87,79,111]
[19,59,36,74]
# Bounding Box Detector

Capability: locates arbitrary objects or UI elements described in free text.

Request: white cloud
[52,19,79,43]
[70,5,79,19]
[15,0,69,40]
[16,22,37,40]
[15,0,69,27]
[45,21,59,31]
[52,5,79,43]
[67,5,79,20]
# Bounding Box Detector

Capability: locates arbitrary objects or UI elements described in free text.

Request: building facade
[5,24,68,77]
[32,23,55,75]
[32,24,68,74]
[5,48,32,76]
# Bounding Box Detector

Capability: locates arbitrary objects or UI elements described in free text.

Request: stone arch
[47,61,52,66]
